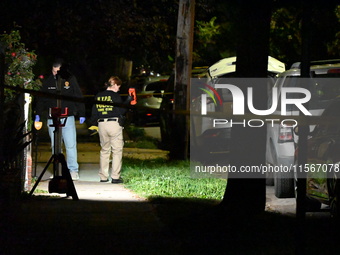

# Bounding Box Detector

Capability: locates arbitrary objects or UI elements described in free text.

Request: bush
[124,126,159,149]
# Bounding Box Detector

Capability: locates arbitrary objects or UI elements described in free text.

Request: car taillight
[328,68,340,74]
[278,126,294,143]
[202,131,220,138]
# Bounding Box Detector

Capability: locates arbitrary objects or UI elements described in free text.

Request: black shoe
[111,178,123,184]
[100,179,109,182]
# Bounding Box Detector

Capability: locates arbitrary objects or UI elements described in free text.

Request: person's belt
[98,117,119,122]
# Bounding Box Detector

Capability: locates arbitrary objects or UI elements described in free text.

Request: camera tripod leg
[58,153,79,201]
[29,154,54,197]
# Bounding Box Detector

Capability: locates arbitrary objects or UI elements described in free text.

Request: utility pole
[172,0,195,159]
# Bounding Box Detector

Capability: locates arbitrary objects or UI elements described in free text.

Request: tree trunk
[114,57,133,82]
[171,0,195,160]
[220,0,272,215]
[0,46,4,173]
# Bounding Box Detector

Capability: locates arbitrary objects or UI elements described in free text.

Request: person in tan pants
[90,76,131,183]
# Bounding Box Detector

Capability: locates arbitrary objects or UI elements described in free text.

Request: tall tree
[172,0,195,160]
[220,0,272,214]
[0,0,180,91]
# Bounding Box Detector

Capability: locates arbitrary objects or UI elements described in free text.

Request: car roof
[290,59,340,69]
[208,56,286,78]
[280,60,340,77]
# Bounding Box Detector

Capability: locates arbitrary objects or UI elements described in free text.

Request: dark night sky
[1,0,340,93]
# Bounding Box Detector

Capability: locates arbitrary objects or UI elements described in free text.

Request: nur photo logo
[199,83,223,108]
[197,78,312,128]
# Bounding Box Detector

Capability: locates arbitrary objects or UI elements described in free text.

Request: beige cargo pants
[98,119,124,180]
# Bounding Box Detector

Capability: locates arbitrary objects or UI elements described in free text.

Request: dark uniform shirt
[90,90,127,125]
[36,74,85,118]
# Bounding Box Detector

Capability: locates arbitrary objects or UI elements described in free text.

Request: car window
[277,74,340,112]
[164,74,174,93]
[145,81,167,91]
[276,76,301,112]
[312,77,340,100]
[314,100,340,136]
[129,76,147,92]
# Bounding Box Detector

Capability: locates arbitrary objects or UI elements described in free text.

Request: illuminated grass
[121,158,226,200]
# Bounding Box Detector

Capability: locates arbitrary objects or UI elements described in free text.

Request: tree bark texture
[221,0,272,215]
[171,0,195,160]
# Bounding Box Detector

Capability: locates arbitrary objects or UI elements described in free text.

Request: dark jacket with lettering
[35,73,85,118]
[90,89,127,125]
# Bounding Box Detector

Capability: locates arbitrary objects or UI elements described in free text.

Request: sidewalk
[1,142,174,255]
[32,142,168,201]
[3,142,337,254]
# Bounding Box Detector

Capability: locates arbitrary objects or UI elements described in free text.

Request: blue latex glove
[35,115,40,122]
[79,117,86,124]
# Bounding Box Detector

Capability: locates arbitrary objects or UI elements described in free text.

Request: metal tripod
[29,107,79,200]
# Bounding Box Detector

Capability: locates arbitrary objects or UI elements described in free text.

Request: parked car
[266,59,340,198]
[294,98,340,216]
[159,74,175,150]
[190,56,285,162]
[129,74,169,126]
[159,67,207,151]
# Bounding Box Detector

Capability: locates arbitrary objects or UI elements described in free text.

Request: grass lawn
[121,158,227,201]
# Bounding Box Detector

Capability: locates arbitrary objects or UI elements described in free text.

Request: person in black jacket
[35,59,86,180]
[90,76,130,183]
